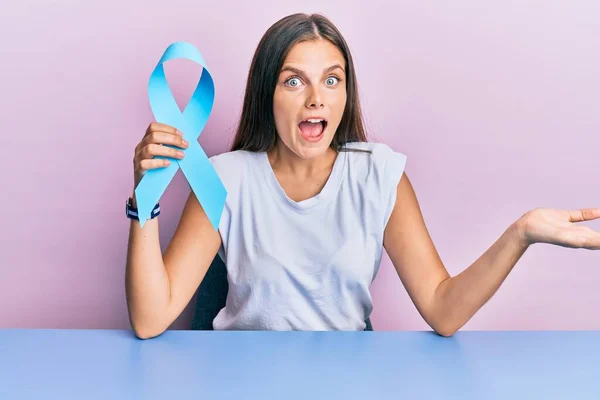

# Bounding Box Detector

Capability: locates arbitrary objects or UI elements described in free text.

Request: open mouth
[298,118,328,142]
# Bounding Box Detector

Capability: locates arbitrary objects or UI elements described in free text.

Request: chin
[294,135,334,158]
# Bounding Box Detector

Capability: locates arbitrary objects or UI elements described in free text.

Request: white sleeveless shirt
[208,141,407,330]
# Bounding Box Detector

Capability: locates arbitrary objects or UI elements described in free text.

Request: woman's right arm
[125,122,222,339]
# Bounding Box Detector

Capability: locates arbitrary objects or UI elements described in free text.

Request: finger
[581,230,600,250]
[145,122,182,137]
[138,158,172,172]
[139,143,185,160]
[142,131,189,149]
[568,208,600,223]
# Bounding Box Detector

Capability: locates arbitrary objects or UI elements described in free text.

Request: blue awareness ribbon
[134,41,227,229]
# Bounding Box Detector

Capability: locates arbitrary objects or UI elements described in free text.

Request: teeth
[305,119,324,123]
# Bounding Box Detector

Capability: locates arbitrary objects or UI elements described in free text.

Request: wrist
[126,196,160,221]
[513,216,532,249]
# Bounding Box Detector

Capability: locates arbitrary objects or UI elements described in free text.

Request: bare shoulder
[383,171,443,267]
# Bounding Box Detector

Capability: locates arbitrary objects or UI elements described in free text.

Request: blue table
[0,329,598,399]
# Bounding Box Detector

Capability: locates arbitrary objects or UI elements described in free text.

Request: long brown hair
[230,13,368,152]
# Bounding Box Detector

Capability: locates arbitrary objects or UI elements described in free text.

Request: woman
[125,13,600,339]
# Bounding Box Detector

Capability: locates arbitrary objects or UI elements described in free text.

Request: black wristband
[125,197,160,220]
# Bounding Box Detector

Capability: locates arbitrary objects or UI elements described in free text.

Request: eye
[284,77,302,87]
[326,76,340,85]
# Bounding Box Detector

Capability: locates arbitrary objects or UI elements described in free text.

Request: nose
[305,87,324,109]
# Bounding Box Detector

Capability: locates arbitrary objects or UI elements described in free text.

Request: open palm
[521,208,600,250]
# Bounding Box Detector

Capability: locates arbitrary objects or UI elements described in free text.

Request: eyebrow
[279,64,345,77]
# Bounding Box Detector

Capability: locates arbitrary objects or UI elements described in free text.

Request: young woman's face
[273,39,347,160]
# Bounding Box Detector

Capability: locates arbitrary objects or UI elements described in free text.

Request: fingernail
[176,130,183,135]
[182,139,189,146]
[177,151,184,158]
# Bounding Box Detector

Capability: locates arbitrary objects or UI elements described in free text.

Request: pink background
[2,1,598,331]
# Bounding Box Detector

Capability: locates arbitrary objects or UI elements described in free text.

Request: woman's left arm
[383,172,600,337]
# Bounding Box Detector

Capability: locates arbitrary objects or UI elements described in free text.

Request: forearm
[125,195,171,338]
[432,219,530,336]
